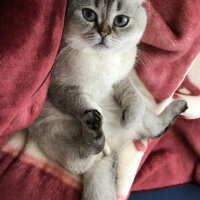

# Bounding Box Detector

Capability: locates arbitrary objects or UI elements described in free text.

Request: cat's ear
[129,0,145,6]
[136,0,146,5]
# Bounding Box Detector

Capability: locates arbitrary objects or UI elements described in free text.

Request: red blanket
[132,0,200,193]
[0,0,67,146]
[0,0,200,199]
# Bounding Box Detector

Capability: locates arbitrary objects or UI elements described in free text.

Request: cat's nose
[100,32,108,39]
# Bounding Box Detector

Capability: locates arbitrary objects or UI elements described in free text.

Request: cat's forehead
[93,0,122,9]
[73,0,142,12]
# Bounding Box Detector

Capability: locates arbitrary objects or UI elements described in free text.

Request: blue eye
[114,15,129,27]
[82,8,97,22]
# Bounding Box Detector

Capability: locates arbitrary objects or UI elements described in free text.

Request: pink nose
[100,32,108,38]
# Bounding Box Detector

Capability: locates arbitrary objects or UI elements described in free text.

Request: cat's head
[64,0,147,53]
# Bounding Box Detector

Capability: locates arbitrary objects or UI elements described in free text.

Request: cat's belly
[99,97,133,152]
[84,80,133,151]
[80,62,135,151]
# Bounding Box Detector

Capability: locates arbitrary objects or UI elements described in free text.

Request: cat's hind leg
[28,101,105,174]
[138,99,188,139]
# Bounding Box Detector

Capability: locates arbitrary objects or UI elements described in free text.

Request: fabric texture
[0,0,67,146]
[132,0,200,193]
[0,0,200,200]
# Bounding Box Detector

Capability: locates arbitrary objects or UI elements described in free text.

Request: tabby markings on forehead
[94,0,99,7]
[117,0,122,11]
[93,0,122,11]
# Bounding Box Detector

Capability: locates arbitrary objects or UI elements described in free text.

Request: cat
[28,0,188,199]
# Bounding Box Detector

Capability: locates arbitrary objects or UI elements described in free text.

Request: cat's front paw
[121,106,145,129]
[81,110,105,154]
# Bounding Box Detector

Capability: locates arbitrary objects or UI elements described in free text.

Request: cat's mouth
[95,40,108,49]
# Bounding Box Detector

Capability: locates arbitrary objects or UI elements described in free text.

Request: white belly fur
[74,49,137,151]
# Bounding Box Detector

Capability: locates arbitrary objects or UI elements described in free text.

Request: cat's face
[64,0,147,53]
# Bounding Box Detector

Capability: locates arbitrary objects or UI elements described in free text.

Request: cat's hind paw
[154,99,188,139]
[82,110,105,154]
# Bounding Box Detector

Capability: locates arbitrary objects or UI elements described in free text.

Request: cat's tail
[82,154,117,200]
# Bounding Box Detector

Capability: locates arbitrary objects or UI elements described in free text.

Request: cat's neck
[74,46,137,88]
[78,46,137,66]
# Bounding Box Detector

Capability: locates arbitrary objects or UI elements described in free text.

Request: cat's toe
[169,99,188,119]
[83,109,102,131]
[154,99,188,139]
[174,99,188,115]
[121,107,144,129]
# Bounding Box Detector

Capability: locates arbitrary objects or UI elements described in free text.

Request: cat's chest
[77,52,135,100]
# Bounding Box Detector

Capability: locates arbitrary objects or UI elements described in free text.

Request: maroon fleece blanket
[0,0,67,146]
[0,0,200,199]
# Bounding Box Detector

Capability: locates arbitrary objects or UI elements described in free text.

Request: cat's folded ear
[136,0,146,5]
[129,0,146,7]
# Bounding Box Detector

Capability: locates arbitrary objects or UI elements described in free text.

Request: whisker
[56,39,84,63]
[137,48,151,71]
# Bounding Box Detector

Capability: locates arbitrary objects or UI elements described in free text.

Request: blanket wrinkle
[137,0,200,102]
[142,0,200,51]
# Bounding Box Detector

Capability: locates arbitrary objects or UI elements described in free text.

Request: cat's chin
[79,44,112,54]
[79,42,123,54]
[94,43,109,50]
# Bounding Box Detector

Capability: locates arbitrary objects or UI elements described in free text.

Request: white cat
[29,0,188,199]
